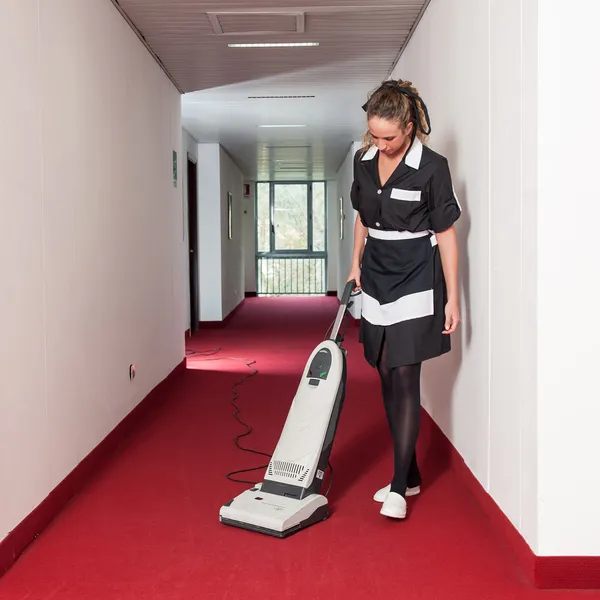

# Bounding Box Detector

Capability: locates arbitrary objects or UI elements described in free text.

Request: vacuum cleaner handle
[329,279,359,343]
[340,279,356,308]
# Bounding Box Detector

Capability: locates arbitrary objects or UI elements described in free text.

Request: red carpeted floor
[0,297,597,599]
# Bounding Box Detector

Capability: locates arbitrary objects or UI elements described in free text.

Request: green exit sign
[172,150,177,188]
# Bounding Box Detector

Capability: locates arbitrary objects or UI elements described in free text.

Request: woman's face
[368,116,413,157]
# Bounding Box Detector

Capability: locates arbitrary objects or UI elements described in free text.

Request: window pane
[312,182,326,251]
[274,184,308,251]
[256,183,270,253]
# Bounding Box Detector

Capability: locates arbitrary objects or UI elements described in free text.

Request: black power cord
[187,347,269,484]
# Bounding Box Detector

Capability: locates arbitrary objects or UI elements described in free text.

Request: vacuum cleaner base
[219,483,328,538]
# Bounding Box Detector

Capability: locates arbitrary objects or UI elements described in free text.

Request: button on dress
[350,138,462,368]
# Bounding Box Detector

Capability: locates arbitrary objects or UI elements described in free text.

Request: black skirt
[358,230,450,368]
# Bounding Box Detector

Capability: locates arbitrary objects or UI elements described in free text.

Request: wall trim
[0,359,187,579]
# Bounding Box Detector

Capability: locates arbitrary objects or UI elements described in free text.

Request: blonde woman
[348,80,461,520]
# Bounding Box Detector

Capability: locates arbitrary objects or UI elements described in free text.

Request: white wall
[396,0,600,558]
[219,148,245,317]
[336,142,363,317]
[182,128,198,331]
[390,0,539,552]
[197,144,222,321]
[0,0,184,542]
[196,143,244,321]
[536,1,600,557]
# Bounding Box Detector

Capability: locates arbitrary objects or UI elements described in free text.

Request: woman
[348,79,461,519]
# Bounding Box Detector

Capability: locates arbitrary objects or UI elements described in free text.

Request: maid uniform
[350,135,462,369]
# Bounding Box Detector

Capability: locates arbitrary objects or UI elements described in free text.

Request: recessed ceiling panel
[208,11,304,35]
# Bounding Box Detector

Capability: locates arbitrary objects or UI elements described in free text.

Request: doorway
[187,156,199,333]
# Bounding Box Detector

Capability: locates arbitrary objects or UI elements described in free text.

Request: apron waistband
[368,228,436,246]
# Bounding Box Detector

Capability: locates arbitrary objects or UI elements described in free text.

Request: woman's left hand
[443,300,460,334]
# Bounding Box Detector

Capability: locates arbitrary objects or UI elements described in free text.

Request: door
[187,157,199,333]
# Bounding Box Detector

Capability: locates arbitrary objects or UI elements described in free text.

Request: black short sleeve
[350,150,361,211]
[350,180,359,211]
[428,157,461,232]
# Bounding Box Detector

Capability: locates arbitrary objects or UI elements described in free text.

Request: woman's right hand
[347,265,361,291]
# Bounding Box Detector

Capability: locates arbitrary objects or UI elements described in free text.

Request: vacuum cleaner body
[219,281,355,538]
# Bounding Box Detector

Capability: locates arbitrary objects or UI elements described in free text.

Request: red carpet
[0,297,597,599]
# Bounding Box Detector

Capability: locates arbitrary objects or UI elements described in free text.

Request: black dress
[350,138,461,368]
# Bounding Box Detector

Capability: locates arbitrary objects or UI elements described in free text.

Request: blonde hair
[361,79,430,152]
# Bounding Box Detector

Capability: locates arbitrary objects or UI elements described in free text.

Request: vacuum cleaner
[219,279,357,538]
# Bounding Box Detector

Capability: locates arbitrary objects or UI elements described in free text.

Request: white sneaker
[373,484,420,503]
[380,492,407,519]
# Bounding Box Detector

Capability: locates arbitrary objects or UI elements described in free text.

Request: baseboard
[246,291,338,298]
[198,298,245,329]
[423,409,600,589]
[535,557,600,589]
[0,359,187,579]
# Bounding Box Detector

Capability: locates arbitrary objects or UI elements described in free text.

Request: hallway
[3,0,600,594]
[0,297,594,599]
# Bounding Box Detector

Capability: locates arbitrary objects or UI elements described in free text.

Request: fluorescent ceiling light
[228,42,319,48]
[258,124,307,128]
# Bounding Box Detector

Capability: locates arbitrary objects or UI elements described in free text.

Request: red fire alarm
[244,184,250,197]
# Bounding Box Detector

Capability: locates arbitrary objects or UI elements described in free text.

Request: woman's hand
[437,225,460,335]
[443,299,460,334]
[347,265,361,291]
[348,215,367,292]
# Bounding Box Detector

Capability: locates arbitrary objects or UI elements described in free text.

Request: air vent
[298,468,310,482]
[271,460,306,479]
[207,12,305,36]
[276,165,307,172]
[266,145,311,150]
[248,95,315,99]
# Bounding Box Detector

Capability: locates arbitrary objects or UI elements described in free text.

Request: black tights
[377,337,422,497]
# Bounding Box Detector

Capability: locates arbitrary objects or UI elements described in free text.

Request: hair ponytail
[361,79,431,151]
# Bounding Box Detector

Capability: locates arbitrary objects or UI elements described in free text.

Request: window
[255,182,327,295]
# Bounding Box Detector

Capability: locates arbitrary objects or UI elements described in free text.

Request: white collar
[405,137,423,169]
[360,137,423,170]
[361,145,378,161]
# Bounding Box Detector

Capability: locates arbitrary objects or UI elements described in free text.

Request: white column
[536,0,600,557]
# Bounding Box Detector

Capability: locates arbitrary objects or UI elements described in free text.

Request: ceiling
[113,0,430,180]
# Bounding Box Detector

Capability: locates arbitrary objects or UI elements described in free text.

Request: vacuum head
[219,280,357,538]
[219,483,328,538]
